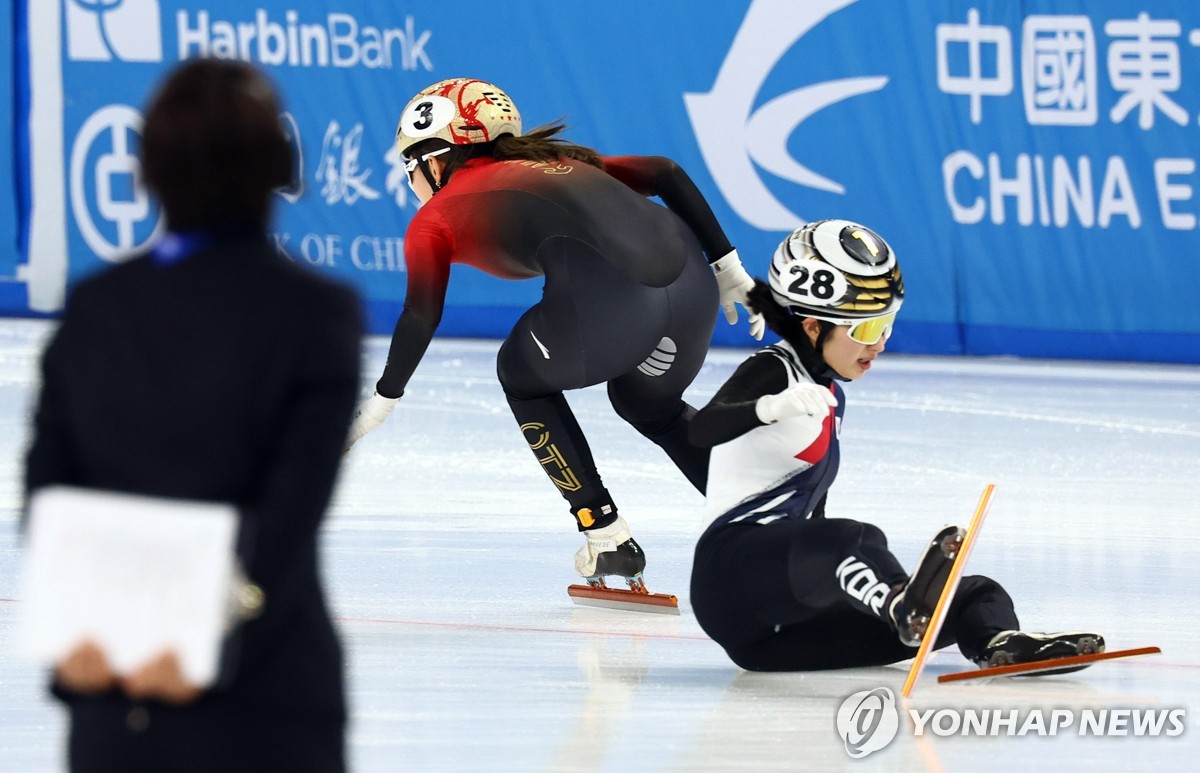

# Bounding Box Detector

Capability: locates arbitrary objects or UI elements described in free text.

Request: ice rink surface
[1,318,1198,772]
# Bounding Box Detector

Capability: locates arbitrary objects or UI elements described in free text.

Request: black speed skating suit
[687,341,1020,671]
[381,155,726,521]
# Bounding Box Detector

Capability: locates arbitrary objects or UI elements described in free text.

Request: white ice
[2,318,1198,772]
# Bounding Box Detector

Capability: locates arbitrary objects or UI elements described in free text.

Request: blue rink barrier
[5,0,1199,363]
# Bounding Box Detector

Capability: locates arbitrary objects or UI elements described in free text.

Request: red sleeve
[402,208,454,326]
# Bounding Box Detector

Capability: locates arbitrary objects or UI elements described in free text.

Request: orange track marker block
[901,483,996,698]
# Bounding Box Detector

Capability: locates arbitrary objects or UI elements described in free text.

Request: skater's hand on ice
[711,250,765,341]
[345,392,400,452]
[755,383,837,424]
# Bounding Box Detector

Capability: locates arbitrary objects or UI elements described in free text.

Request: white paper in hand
[17,487,239,686]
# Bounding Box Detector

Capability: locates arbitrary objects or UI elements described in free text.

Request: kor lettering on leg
[836,556,890,615]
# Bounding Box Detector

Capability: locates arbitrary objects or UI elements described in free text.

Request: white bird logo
[684,0,889,231]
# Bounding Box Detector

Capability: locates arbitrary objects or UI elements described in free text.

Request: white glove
[755,383,838,424]
[345,392,400,451]
[711,249,765,341]
[574,516,633,577]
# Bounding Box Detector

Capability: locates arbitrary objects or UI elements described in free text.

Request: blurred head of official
[140,58,293,232]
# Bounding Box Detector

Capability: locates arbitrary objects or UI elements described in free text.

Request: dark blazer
[24,235,362,724]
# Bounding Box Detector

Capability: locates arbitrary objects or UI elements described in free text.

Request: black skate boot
[975,631,1106,675]
[574,516,647,590]
[887,525,966,647]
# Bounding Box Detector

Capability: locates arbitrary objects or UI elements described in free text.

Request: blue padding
[964,326,1200,365]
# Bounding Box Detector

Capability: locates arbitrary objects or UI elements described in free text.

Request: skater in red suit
[688,219,1103,672]
[346,78,762,589]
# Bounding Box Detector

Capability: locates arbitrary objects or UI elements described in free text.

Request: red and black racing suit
[378,154,727,528]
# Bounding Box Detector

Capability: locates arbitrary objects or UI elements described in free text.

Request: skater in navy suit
[688,220,1103,673]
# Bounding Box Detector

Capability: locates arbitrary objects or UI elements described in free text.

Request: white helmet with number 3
[768,219,904,325]
[395,78,522,157]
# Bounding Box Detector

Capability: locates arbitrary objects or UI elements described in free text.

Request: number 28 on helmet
[768,219,904,345]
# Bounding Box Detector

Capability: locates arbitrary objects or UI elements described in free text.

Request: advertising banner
[16,0,1200,362]
[0,0,19,309]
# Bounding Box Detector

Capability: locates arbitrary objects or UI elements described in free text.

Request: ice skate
[974,630,1106,676]
[567,516,678,614]
[887,525,966,647]
[574,515,647,583]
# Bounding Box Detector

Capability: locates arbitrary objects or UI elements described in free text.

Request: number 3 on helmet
[395,78,522,157]
[768,219,904,337]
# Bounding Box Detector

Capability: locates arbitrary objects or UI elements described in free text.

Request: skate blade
[938,646,1161,682]
[567,584,680,615]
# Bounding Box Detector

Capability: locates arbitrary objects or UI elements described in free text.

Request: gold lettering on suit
[520,421,582,492]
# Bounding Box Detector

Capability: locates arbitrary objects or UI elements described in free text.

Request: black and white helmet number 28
[768,219,904,321]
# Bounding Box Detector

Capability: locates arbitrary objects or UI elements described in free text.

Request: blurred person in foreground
[23,59,361,773]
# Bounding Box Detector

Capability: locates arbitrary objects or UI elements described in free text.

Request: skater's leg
[501,384,646,579]
[730,577,1023,671]
[693,518,906,638]
[726,609,913,672]
[607,385,707,492]
[691,521,813,650]
[606,249,717,493]
[496,241,719,582]
[692,518,914,671]
[938,577,1105,674]
[496,245,680,520]
[496,268,650,523]
[727,574,1016,672]
[504,389,613,523]
[786,518,908,615]
[497,252,683,581]
[933,574,1020,659]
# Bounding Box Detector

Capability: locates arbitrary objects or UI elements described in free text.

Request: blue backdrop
[10,0,1200,363]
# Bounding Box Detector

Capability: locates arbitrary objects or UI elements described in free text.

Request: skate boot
[975,631,1106,676]
[887,525,966,647]
[574,515,647,590]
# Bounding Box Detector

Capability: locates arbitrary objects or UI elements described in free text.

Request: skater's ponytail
[491,122,604,169]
